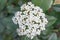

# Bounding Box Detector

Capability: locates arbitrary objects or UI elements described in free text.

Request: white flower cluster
[12,2,48,39]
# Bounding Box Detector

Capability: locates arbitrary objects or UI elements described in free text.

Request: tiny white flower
[12,17,18,24]
[28,2,32,6]
[12,2,48,39]
[36,29,41,35]
[21,4,26,10]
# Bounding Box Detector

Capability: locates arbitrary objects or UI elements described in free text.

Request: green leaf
[46,15,57,27]
[0,35,3,40]
[32,0,53,11]
[2,16,17,34]
[0,20,5,33]
[7,5,20,14]
[18,0,23,6]
[53,4,60,12]
[0,0,7,12]
[3,34,13,40]
[48,33,57,40]
[19,36,39,40]
[0,23,4,33]
[32,37,40,40]
[58,37,60,40]
[20,36,31,40]
[7,0,19,5]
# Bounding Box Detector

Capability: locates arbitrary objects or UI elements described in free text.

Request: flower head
[12,2,48,39]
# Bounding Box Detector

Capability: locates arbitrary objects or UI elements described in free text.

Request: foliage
[0,0,60,40]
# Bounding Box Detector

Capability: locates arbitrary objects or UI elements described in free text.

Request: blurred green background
[0,0,60,40]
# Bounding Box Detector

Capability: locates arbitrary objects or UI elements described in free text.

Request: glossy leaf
[32,0,53,11]
[0,0,7,12]
[20,36,31,40]
[53,4,60,12]
[46,15,57,27]
[0,35,3,40]
[7,5,20,14]
[48,33,57,40]
[32,37,40,40]
[0,20,5,33]
[2,16,17,34]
